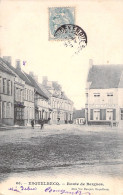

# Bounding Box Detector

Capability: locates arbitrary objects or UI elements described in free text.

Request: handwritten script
[45,187,91,195]
[8,186,37,193]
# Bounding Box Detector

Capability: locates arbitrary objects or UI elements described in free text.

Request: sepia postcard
[0,0,123,195]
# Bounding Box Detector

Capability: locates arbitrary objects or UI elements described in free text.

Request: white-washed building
[0,58,15,125]
[85,60,123,126]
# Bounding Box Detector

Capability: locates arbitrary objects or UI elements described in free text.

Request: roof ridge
[22,71,33,85]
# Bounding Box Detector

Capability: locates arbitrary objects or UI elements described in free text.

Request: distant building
[73,109,85,124]
[42,77,73,124]
[0,58,15,125]
[85,60,123,126]
[26,73,49,124]
[1,56,74,126]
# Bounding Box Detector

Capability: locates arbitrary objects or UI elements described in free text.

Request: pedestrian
[31,119,34,129]
[40,119,44,130]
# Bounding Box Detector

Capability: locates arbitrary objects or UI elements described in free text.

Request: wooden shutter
[90,109,93,120]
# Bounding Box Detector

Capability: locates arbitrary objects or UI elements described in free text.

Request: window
[29,90,30,101]
[2,102,6,118]
[18,89,21,101]
[107,93,113,96]
[25,89,27,100]
[27,90,29,101]
[0,77,2,93]
[15,87,17,100]
[94,93,100,97]
[93,93,100,103]
[21,90,24,102]
[121,109,123,120]
[11,81,12,95]
[106,109,113,120]
[94,110,100,120]
[7,80,11,95]
[6,102,11,118]
[107,93,113,104]
[32,91,34,102]
[3,78,7,94]
[15,107,24,120]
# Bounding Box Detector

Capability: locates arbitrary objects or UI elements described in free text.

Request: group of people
[31,119,44,129]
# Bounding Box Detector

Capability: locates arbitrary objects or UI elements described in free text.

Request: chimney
[42,76,48,86]
[16,59,21,71]
[89,59,93,68]
[3,56,12,65]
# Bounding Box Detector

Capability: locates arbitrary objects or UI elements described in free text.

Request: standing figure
[40,119,44,130]
[31,119,34,129]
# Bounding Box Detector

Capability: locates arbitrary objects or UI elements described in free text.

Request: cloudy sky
[0,0,123,109]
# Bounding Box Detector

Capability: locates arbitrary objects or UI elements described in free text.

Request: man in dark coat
[31,119,34,129]
[40,119,44,129]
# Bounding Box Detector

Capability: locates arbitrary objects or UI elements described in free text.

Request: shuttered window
[90,109,93,120]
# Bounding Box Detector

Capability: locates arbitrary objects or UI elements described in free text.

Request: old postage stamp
[49,7,75,40]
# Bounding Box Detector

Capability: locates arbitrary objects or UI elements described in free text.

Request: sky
[0,0,123,109]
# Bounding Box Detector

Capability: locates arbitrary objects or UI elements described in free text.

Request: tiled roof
[39,84,52,98]
[73,109,85,119]
[25,73,49,99]
[14,70,33,87]
[1,58,33,86]
[87,65,123,89]
[52,81,61,90]
[0,58,15,76]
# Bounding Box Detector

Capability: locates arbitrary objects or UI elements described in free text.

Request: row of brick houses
[0,57,73,126]
[85,60,123,127]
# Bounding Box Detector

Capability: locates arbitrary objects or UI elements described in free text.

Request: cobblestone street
[0,124,123,183]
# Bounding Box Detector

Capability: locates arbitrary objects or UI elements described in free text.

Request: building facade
[0,58,15,125]
[85,60,123,126]
[42,77,73,124]
[26,73,49,124]
[2,57,35,126]
[1,56,74,126]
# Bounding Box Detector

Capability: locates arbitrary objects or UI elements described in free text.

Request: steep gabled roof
[14,70,33,87]
[73,109,85,119]
[25,73,49,100]
[39,84,52,98]
[87,65,123,89]
[0,58,15,76]
[1,58,33,86]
